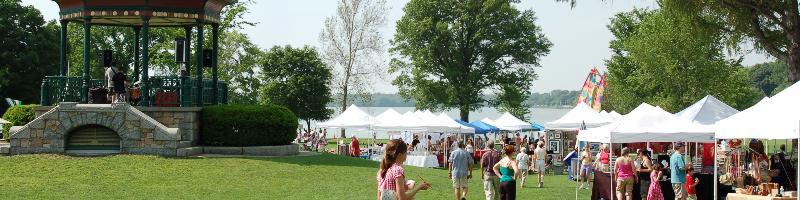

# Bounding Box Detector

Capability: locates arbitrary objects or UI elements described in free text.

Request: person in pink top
[614,147,636,200]
[376,139,431,200]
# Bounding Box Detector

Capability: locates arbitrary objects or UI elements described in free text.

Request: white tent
[422,110,438,121]
[548,102,613,129]
[716,80,800,139]
[374,111,427,131]
[579,103,714,143]
[430,113,475,134]
[492,112,531,131]
[318,104,373,129]
[677,95,739,125]
[609,111,623,120]
[599,110,616,122]
[480,118,497,126]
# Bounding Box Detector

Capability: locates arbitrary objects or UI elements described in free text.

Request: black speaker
[203,49,212,67]
[102,50,113,67]
[175,38,185,63]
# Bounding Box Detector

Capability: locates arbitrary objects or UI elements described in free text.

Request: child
[647,163,664,200]
[685,165,699,200]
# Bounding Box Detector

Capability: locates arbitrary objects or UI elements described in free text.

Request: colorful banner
[577,68,607,112]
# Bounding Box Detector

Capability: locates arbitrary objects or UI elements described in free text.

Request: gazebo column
[181,26,192,107]
[81,16,91,104]
[59,20,68,76]
[133,26,141,82]
[211,24,219,105]
[195,21,204,106]
[140,17,151,106]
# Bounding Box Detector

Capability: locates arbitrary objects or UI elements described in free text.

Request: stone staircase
[0,141,9,155]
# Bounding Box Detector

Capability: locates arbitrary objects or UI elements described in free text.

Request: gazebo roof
[53,0,237,26]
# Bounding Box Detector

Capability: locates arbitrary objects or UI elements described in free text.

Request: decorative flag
[577,68,607,112]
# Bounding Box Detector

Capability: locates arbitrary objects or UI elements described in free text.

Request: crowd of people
[295,128,328,152]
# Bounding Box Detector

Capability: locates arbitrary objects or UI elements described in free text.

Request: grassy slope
[0,154,591,199]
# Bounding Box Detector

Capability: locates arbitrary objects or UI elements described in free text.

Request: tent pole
[713,138,718,200]
[610,142,614,200]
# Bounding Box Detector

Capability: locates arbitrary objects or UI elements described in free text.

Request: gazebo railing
[40,76,228,107]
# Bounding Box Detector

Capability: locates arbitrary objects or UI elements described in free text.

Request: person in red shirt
[350,136,361,157]
[685,166,699,200]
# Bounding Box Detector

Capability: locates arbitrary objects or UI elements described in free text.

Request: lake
[308,107,570,139]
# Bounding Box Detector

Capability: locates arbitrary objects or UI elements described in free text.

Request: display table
[726,193,797,200]
[591,172,714,200]
[371,154,439,168]
[404,155,439,168]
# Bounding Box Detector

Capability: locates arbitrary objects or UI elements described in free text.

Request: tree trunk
[460,104,469,122]
[340,82,349,138]
[788,46,800,83]
[306,120,312,134]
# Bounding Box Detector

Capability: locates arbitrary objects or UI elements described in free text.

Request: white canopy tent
[318,104,373,129]
[714,81,800,195]
[492,112,531,131]
[548,102,613,129]
[609,111,623,120]
[430,113,475,134]
[578,103,715,143]
[677,95,739,125]
[374,110,427,131]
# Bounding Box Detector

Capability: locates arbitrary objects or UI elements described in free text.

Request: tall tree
[0,0,59,114]
[662,0,800,83]
[319,0,388,137]
[390,0,551,121]
[259,45,333,132]
[748,61,790,96]
[604,9,761,113]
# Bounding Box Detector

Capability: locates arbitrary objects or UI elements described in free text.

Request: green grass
[0,153,591,199]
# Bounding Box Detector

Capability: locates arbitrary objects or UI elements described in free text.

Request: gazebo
[41,0,236,107]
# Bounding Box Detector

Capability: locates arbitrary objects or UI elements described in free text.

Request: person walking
[449,141,474,200]
[579,145,593,189]
[647,163,665,200]
[515,147,530,188]
[670,142,688,200]
[376,139,431,200]
[532,141,547,188]
[637,149,654,199]
[480,140,501,200]
[493,145,519,200]
[614,147,636,200]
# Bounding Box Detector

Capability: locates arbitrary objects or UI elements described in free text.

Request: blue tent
[454,120,482,134]
[468,121,500,134]
[531,123,545,131]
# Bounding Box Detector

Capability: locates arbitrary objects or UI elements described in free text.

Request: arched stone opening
[66,125,120,152]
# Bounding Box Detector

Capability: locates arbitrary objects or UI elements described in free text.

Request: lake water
[309,107,569,139]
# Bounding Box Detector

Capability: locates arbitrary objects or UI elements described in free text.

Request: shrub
[201,104,298,146]
[2,105,37,140]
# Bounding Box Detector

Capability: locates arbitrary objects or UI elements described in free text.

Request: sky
[23,0,773,93]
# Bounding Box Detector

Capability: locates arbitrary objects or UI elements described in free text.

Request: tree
[319,0,388,137]
[0,0,59,113]
[259,45,333,132]
[662,0,800,83]
[748,61,790,96]
[390,0,551,121]
[603,9,761,113]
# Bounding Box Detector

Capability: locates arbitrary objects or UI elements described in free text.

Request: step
[0,143,9,155]
[177,147,202,157]
[178,141,192,148]
[65,150,120,156]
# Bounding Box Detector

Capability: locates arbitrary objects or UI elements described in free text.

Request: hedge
[2,105,37,140]
[201,104,298,146]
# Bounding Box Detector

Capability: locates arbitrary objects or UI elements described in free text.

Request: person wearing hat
[532,141,547,188]
[670,142,689,200]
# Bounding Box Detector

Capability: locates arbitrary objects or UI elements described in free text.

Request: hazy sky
[23,0,773,93]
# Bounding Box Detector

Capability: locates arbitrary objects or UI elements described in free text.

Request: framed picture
[589,143,600,153]
[547,132,554,140]
[553,133,561,139]
[548,140,561,154]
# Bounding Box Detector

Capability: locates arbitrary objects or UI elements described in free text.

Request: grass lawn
[0,153,591,199]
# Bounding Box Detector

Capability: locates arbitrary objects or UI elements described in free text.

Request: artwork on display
[549,140,561,154]
[547,132,554,140]
[589,143,600,153]
[554,132,561,139]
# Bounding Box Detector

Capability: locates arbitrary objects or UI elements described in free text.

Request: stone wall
[13,103,180,156]
[36,106,201,147]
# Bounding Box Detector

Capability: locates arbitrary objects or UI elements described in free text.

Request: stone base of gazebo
[8,103,202,157]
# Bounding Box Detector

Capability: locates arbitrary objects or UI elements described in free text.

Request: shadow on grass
[192,153,382,168]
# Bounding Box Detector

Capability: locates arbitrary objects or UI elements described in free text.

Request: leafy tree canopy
[390,0,551,121]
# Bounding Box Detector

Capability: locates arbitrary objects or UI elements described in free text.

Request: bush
[2,105,37,140]
[201,104,298,146]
